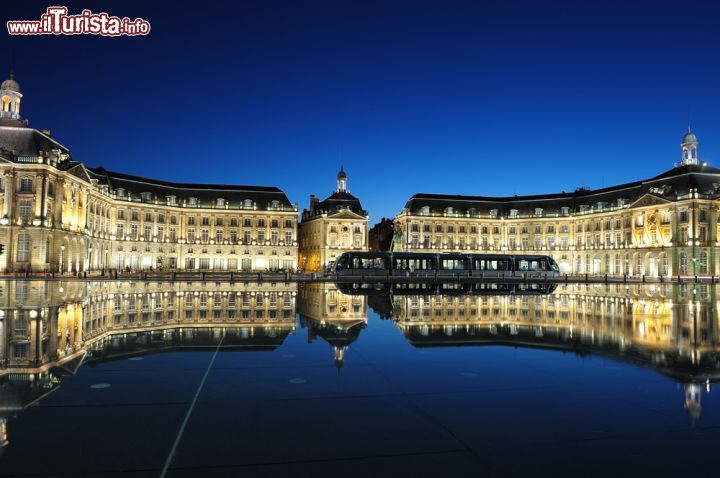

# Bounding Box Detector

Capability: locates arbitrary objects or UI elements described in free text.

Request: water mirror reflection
[1,280,718,476]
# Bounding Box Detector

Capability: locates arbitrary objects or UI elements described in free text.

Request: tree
[368,218,394,252]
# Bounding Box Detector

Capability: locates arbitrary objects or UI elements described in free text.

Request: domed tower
[0,70,22,121]
[337,166,347,193]
[681,127,699,166]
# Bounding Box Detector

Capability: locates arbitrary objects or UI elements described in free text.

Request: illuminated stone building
[298,168,369,272]
[0,72,298,273]
[394,130,720,277]
[297,283,368,367]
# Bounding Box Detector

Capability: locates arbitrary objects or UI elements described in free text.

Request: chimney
[310,194,318,210]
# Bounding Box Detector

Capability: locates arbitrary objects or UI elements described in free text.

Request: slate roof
[0,124,70,159]
[86,167,294,210]
[303,190,368,220]
[402,164,720,217]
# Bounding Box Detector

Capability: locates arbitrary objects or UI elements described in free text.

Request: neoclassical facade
[394,130,720,277]
[298,168,369,272]
[0,72,298,273]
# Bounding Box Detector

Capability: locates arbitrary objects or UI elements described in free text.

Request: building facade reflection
[298,283,368,368]
[387,282,718,420]
[0,279,298,451]
[0,279,719,452]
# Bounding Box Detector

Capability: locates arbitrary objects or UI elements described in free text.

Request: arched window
[1,95,11,112]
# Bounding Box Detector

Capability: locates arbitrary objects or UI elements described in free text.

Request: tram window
[395,258,431,270]
[517,260,546,271]
[475,259,509,271]
[442,259,465,270]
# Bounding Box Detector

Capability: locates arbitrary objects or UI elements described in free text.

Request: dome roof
[682,129,698,145]
[1,70,20,93]
[337,167,347,180]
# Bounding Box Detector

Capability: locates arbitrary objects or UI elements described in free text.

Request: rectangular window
[18,199,33,219]
[19,178,33,193]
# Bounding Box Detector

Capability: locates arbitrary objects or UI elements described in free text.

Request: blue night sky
[3,0,720,222]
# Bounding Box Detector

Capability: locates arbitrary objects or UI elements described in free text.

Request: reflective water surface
[1,280,719,477]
